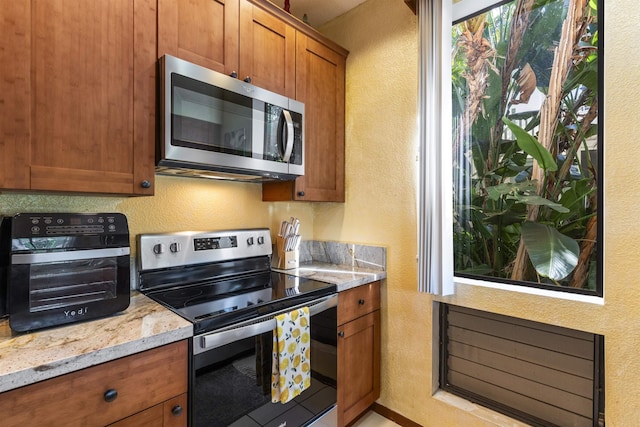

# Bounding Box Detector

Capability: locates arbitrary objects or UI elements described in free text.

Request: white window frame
[417,0,454,295]
[417,0,603,303]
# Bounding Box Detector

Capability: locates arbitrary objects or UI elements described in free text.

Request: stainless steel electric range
[137,228,339,427]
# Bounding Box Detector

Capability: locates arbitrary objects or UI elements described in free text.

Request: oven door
[191,294,338,427]
[7,247,131,332]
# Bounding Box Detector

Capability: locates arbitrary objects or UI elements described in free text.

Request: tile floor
[352,411,402,427]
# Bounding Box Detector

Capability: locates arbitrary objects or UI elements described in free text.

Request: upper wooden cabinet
[158,0,348,202]
[0,0,156,195]
[158,0,295,98]
[262,33,347,202]
[239,1,296,98]
[158,0,239,76]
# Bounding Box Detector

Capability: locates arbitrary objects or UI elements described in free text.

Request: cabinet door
[296,34,346,202]
[262,33,346,202]
[0,341,188,427]
[0,2,30,189]
[239,0,295,98]
[158,0,239,75]
[26,0,155,195]
[337,310,381,426]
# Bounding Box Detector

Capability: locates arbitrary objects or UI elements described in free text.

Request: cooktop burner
[137,229,336,334]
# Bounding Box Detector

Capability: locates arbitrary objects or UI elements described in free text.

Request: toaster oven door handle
[11,247,131,264]
[196,293,338,354]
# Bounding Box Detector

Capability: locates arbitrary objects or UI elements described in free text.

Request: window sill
[433,390,532,427]
[453,276,604,305]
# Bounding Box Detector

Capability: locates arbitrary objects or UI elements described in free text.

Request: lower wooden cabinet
[0,340,188,427]
[337,282,381,426]
[108,393,187,427]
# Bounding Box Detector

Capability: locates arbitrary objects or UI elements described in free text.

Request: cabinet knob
[171,405,183,417]
[338,331,344,337]
[141,180,152,189]
[103,389,118,403]
[230,71,238,78]
[358,299,366,305]
[244,76,252,83]
[297,191,305,197]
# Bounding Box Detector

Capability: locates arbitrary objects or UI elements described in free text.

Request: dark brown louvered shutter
[440,304,604,427]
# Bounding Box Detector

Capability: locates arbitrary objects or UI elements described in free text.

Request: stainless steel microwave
[158,55,304,181]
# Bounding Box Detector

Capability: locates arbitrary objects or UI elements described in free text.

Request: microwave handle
[281,110,294,163]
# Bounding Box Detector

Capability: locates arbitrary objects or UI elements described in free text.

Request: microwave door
[254,101,289,176]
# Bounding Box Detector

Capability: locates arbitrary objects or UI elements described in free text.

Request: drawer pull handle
[103,389,118,403]
[338,331,344,337]
[358,299,366,305]
[171,405,183,416]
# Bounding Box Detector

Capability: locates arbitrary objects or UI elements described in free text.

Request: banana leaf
[521,222,579,280]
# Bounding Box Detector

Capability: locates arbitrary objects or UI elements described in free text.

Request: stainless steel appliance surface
[137,228,338,427]
[0,213,131,332]
[159,55,305,182]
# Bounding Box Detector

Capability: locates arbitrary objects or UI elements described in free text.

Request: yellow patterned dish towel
[271,306,311,404]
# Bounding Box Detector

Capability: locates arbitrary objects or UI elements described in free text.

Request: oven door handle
[11,247,131,265]
[196,293,338,354]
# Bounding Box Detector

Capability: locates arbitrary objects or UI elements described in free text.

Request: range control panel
[137,228,272,271]
[194,235,237,251]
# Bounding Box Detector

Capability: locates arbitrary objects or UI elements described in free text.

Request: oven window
[29,258,118,312]
[193,307,337,427]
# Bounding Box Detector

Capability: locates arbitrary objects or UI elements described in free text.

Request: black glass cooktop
[143,271,336,334]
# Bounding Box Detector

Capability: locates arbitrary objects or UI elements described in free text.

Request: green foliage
[452,0,599,290]
[521,222,580,280]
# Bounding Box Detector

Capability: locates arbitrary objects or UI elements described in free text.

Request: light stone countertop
[0,292,192,394]
[0,254,384,395]
[275,262,387,291]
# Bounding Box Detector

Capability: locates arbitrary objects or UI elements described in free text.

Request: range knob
[153,243,165,254]
[247,237,255,246]
[257,236,265,245]
[169,242,182,253]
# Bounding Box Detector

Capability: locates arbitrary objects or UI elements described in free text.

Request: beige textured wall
[320,0,640,425]
[0,176,315,255]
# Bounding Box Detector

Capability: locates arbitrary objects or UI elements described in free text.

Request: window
[418,0,602,296]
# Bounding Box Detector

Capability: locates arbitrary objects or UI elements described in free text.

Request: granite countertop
[274,239,387,291]
[0,239,385,395]
[277,262,387,291]
[0,292,192,394]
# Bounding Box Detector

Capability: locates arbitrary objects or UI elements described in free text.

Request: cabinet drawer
[0,340,188,427]
[107,393,187,427]
[338,282,380,325]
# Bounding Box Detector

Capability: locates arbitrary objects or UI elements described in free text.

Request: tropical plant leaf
[502,117,558,171]
[506,194,570,213]
[521,222,580,280]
